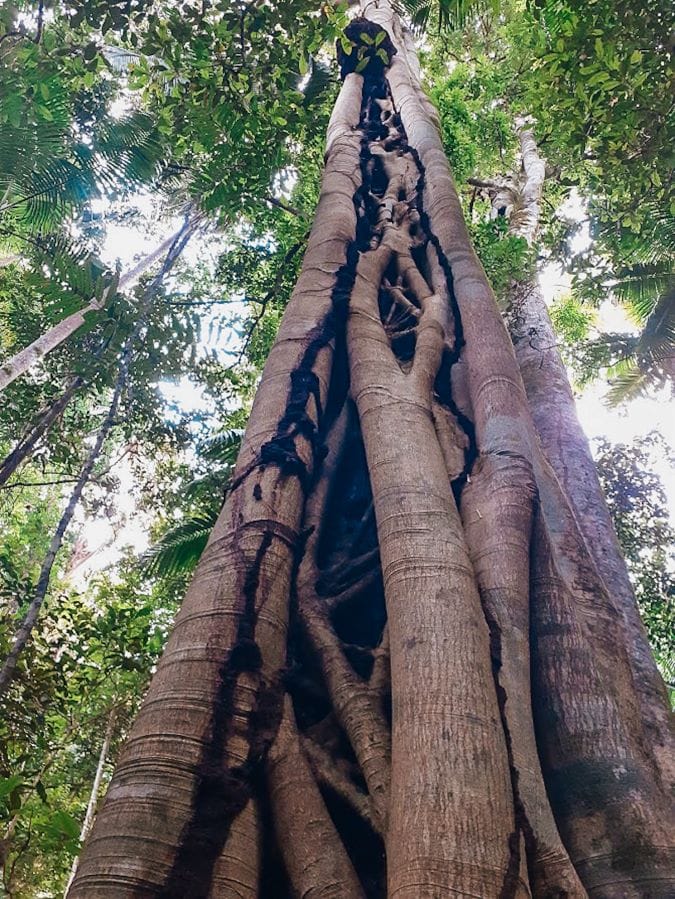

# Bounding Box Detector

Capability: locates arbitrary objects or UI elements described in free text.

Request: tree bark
[503,126,674,789]
[0,375,83,486]
[69,72,364,898]
[70,5,674,897]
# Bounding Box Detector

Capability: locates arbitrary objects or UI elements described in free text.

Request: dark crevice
[281,67,389,897]
[321,786,387,898]
[377,75,539,896]
[483,597,539,899]
[374,84,478,504]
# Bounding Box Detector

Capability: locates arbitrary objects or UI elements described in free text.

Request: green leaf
[375,30,386,46]
[49,810,81,840]
[0,775,23,801]
[355,57,369,73]
[141,511,218,577]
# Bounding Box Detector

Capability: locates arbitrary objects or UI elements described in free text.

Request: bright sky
[69,185,674,582]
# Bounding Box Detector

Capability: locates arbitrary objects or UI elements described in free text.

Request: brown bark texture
[70,3,674,897]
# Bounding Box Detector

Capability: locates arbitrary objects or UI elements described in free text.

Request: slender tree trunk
[70,5,674,897]
[0,215,198,392]
[0,375,83,486]
[0,218,195,697]
[64,707,117,897]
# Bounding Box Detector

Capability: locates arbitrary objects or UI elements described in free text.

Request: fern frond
[141,510,218,578]
[400,0,499,32]
[199,428,244,465]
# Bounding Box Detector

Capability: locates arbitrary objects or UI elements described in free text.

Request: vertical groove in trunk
[370,1,673,894]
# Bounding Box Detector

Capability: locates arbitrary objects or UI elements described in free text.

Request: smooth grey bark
[0,375,83,486]
[64,707,117,897]
[0,213,201,392]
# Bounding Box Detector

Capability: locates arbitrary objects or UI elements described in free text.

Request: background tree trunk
[64,707,117,897]
[502,126,673,787]
[0,375,83,486]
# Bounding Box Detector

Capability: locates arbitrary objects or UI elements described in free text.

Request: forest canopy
[0,1,673,896]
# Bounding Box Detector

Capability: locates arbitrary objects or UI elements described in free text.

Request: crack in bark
[483,599,538,899]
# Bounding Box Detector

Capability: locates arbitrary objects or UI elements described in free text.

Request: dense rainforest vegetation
[0,0,673,895]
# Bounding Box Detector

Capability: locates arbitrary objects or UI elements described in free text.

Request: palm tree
[602,205,675,401]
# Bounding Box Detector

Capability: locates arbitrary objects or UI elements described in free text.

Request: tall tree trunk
[0,215,199,392]
[0,218,195,697]
[70,5,674,898]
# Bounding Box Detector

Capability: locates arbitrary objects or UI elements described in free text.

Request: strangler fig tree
[70,3,674,897]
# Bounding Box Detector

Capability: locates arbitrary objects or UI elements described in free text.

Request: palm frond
[612,266,673,323]
[1,105,165,232]
[199,428,244,465]
[605,362,651,405]
[401,0,499,32]
[639,287,675,360]
[606,287,675,404]
[141,510,218,578]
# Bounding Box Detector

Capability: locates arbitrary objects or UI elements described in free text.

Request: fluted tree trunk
[70,4,673,897]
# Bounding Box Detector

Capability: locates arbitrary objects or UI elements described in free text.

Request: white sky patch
[69,448,152,588]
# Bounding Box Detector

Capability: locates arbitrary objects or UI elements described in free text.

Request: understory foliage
[0,0,673,896]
